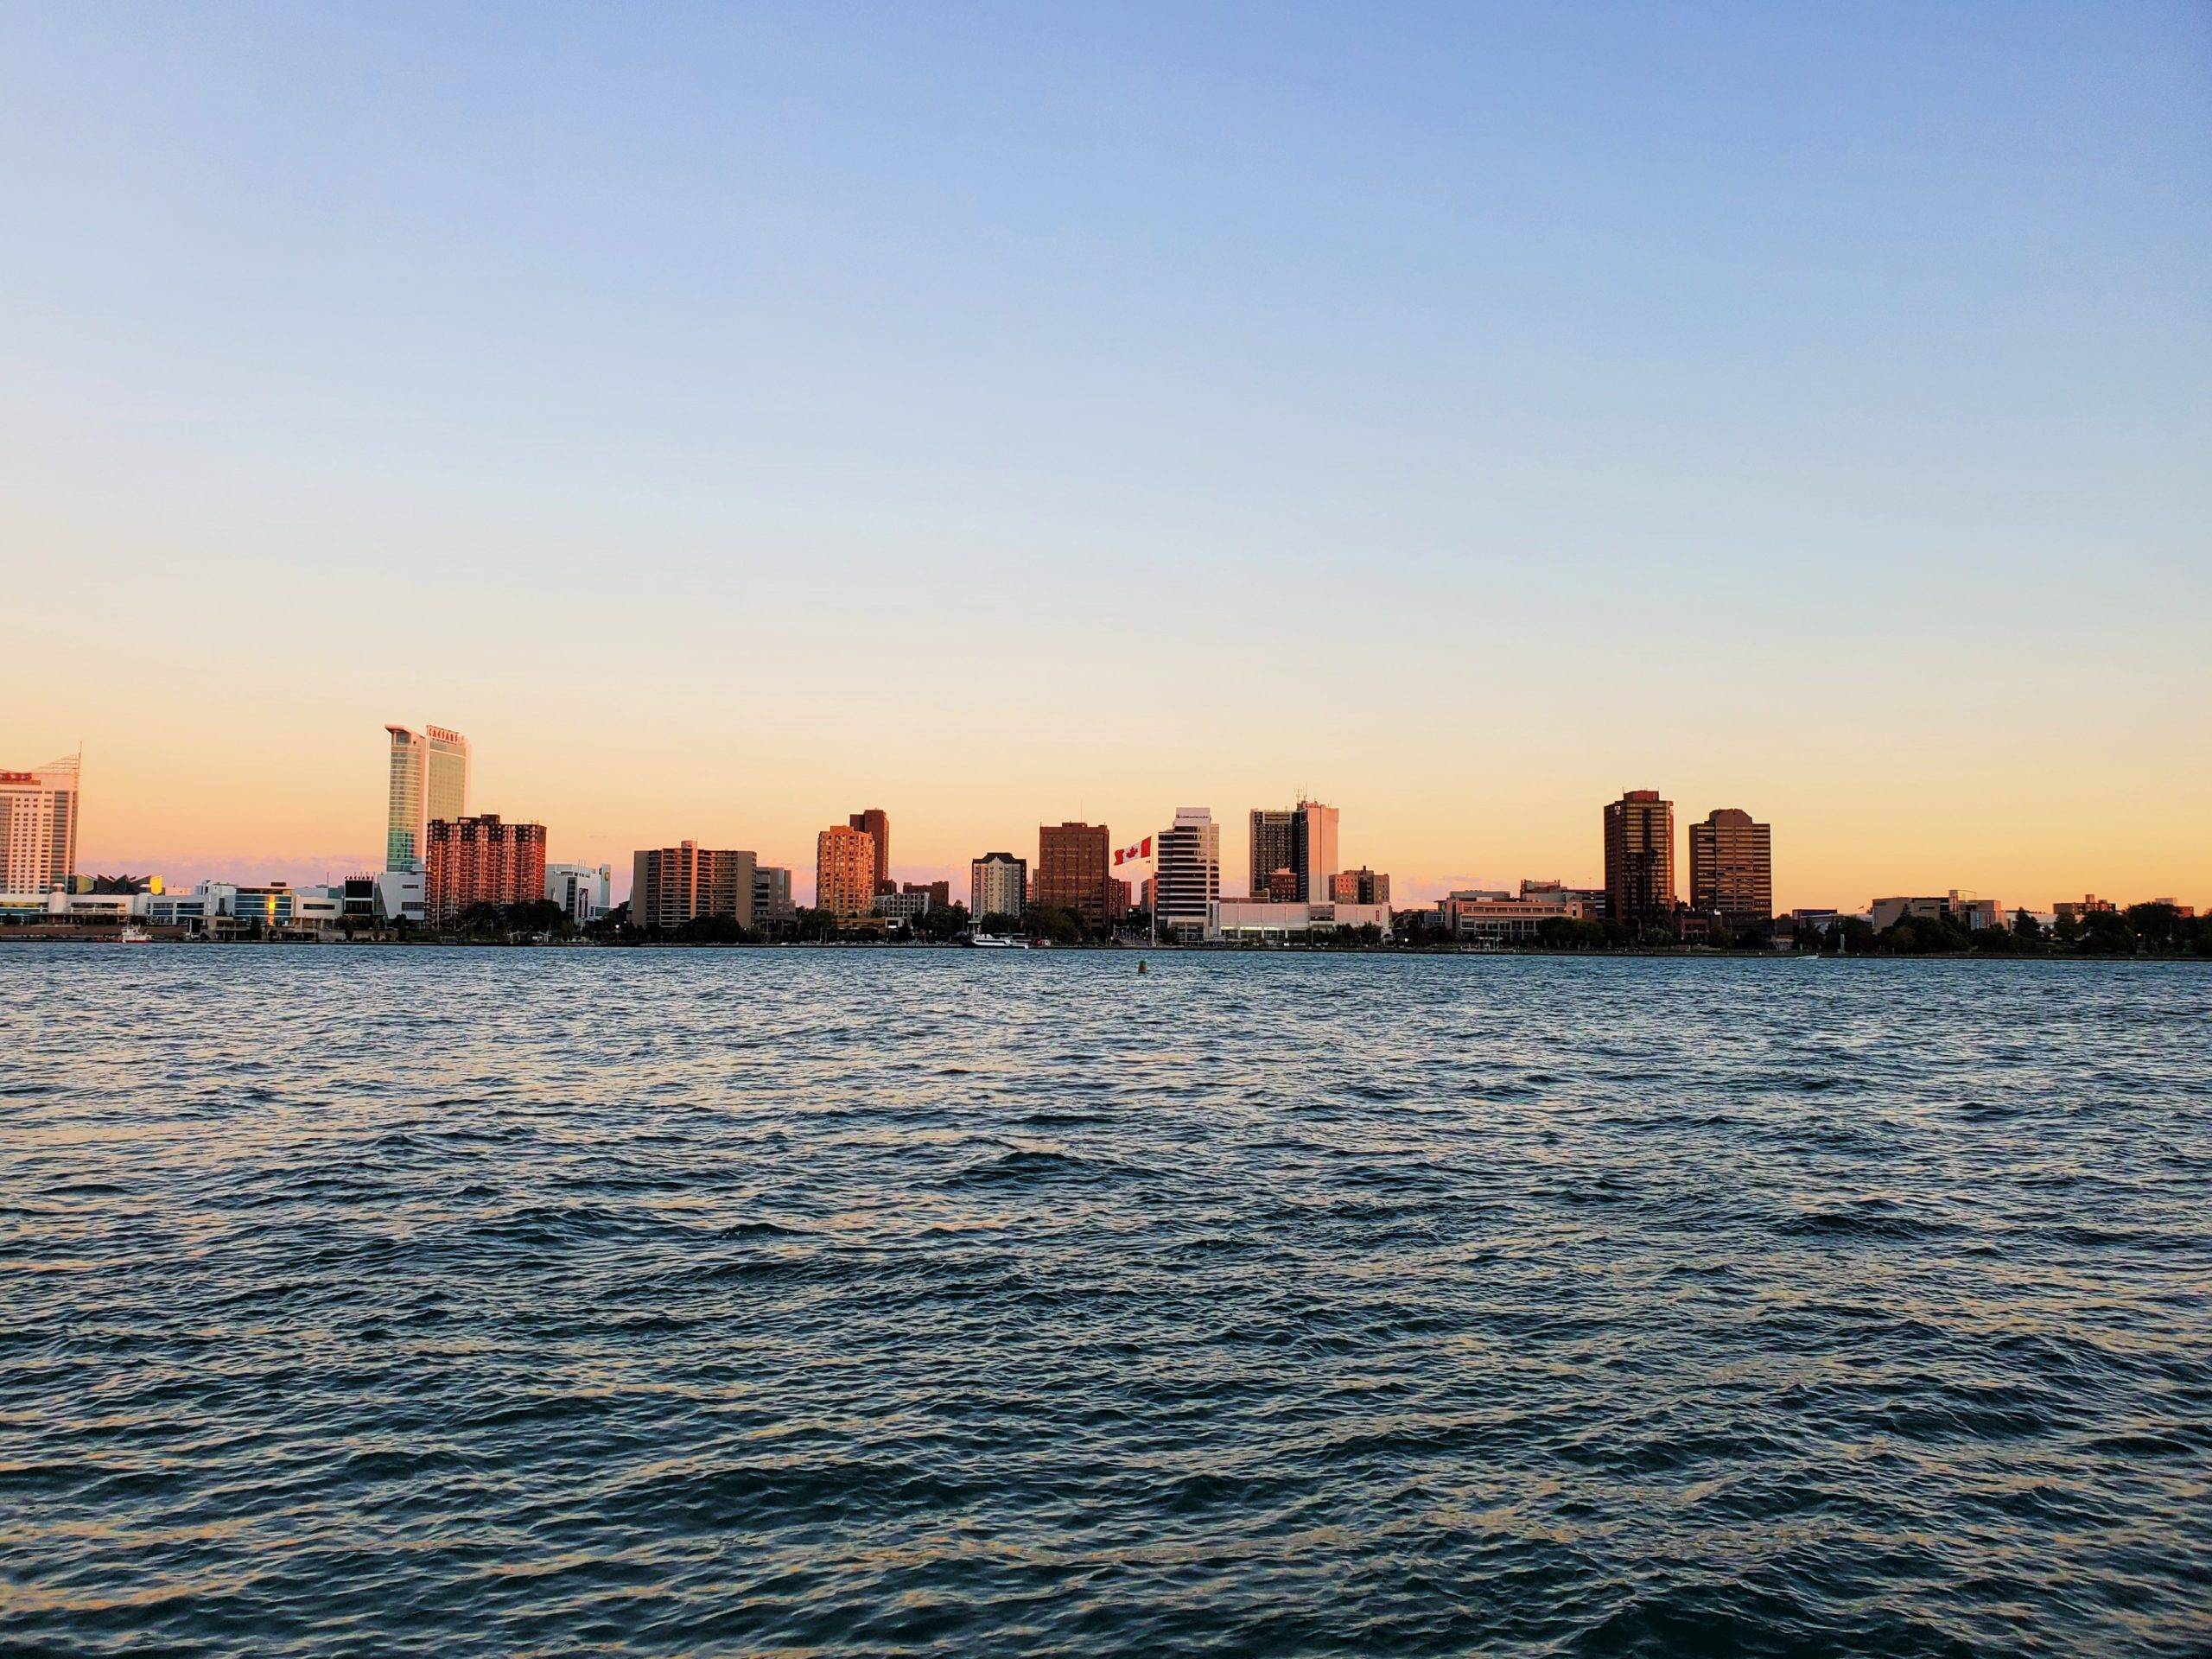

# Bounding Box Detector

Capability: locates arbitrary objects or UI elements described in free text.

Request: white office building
[2,755,80,895]
[545,862,613,924]
[1155,808,1221,940]
[1207,899,1392,943]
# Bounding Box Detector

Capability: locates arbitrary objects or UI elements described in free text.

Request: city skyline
[5,6,2207,912]
[9,725,2208,916]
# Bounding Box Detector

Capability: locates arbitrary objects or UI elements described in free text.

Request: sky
[3,2,2207,909]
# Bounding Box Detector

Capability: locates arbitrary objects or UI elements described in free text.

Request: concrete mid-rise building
[545,862,613,925]
[425,813,546,923]
[1,755,80,895]
[817,824,878,919]
[1688,808,1773,930]
[754,867,796,929]
[384,724,468,873]
[971,853,1027,919]
[1035,822,1110,926]
[632,842,758,931]
[1155,809,1221,939]
[1329,867,1390,906]
[1604,789,1675,927]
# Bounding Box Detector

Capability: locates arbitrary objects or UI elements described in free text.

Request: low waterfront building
[1436,888,1591,942]
[1206,899,1392,943]
[546,862,613,925]
[971,852,1027,919]
[1870,892,2005,933]
[374,870,425,924]
[874,889,934,923]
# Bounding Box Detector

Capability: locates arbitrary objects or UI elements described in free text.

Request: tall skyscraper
[1,755,80,894]
[971,852,1027,919]
[1689,809,1773,929]
[631,842,759,931]
[385,724,469,872]
[424,813,545,923]
[1604,789,1676,927]
[1156,808,1221,937]
[1034,822,1109,925]
[1247,799,1338,900]
[848,808,890,893]
[817,824,877,918]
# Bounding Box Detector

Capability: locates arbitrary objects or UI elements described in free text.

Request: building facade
[847,808,891,893]
[1155,808,1221,938]
[1604,789,1675,927]
[1,755,79,895]
[1248,800,1338,901]
[817,824,877,918]
[1870,892,2005,933]
[425,813,546,923]
[1688,808,1773,929]
[545,862,613,925]
[753,867,796,929]
[385,724,469,872]
[971,853,1027,918]
[1207,899,1391,942]
[1035,822,1110,926]
[631,842,758,931]
[1436,888,1594,941]
[1329,867,1390,906]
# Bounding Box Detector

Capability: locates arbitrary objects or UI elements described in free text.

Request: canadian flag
[1113,836,1153,867]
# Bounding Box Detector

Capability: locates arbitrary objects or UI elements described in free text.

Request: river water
[3,946,2209,1655]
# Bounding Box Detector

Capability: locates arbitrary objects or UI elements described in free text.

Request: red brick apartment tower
[425,814,548,923]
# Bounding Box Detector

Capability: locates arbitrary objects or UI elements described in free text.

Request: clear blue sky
[3,3,2207,905]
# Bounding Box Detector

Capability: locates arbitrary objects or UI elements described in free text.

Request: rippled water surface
[3,946,2209,1656]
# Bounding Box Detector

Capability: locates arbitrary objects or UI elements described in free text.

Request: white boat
[118,925,152,944]
[970,934,1030,950]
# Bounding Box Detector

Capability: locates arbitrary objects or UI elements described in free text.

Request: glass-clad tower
[385,724,469,872]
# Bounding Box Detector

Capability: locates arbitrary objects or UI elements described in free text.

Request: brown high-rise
[1603,790,1675,927]
[817,824,878,919]
[1688,809,1772,929]
[1034,822,1110,926]
[425,813,547,923]
[848,809,890,893]
[632,841,759,931]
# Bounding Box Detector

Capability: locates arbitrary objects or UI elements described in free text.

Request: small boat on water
[118,925,152,944]
[970,934,1031,950]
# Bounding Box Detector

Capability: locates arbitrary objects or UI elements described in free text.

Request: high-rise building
[848,809,890,893]
[1330,868,1391,906]
[1603,789,1675,927]
[1034,822,1110,925]
[544,861,613,925]
[631,842,757,931]
[385,724,469,872]
[1107,876,1130,921]
[1156,808,1221,938]
[425,813,546,923]
[1688,809,1773,929]
[1247,800,1338,900]
[817,824,877,918]
[1,755,80,895]
[971,853,1027,919]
